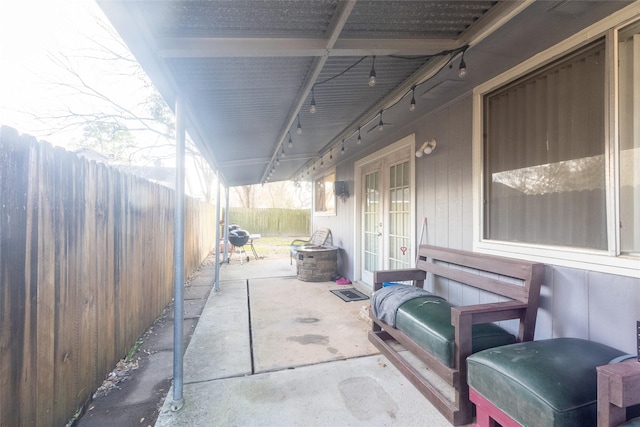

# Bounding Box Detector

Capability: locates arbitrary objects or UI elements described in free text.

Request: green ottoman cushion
[467,338,627,427]
[395,296,516,367]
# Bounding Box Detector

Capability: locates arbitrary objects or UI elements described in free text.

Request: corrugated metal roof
[98,0,631,186]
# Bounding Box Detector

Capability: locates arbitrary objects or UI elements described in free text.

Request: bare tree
[27,12,217,201]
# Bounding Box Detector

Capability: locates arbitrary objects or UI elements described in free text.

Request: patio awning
[97,0,630,187]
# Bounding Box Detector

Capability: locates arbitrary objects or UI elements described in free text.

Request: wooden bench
[368,245,544,426]
[289,228,332,265]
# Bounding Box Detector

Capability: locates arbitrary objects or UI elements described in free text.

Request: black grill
[229,230,249,247]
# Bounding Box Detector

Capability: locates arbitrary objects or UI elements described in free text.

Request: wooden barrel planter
[296,246,338,282]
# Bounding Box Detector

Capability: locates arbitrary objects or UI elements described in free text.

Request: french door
[357,136,414,286]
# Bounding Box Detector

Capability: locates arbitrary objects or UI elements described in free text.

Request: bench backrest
[310,228,332,246]
[416,245,544,341]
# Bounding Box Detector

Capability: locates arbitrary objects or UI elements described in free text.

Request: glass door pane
[364,171,380,272]
[388,161,411,269]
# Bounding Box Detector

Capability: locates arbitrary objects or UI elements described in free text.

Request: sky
[0,0,309,204]
[0,0,149,149]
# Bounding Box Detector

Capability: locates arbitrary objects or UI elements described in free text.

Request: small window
[314,172,335,215]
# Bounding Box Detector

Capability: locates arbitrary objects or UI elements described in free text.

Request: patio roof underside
[98,0,631,188]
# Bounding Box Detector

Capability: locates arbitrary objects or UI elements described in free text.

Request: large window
[475,13,640,275]
[484,41,606,249]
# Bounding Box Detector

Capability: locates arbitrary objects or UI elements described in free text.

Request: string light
[276,156,280,165]
[309,86,316,113]
[369,56,377,87]
[458,51,467,78]
[410,85,416,111]
[320,155,324,166]
[290,45,470,182]
[281,145,286,158]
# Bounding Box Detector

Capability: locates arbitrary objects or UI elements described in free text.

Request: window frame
[472,5,640,278]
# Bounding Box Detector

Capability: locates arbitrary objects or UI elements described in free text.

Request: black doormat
[330,288,369,302]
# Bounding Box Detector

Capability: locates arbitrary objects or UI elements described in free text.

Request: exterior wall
[328,95,640,355]
[313,164,355,278]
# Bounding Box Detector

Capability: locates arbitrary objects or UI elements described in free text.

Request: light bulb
[368,56,377,87]
[310,98,316,114]
[288,134,293,148]
[296,115,302,134]
[458,59,467,78]
[410,95,416,111]
[415,150,424,158]
[423,146,433,155]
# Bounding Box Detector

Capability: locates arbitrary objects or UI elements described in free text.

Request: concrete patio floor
[153,254,459,427]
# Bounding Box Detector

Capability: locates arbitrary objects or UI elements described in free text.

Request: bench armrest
[451,301,529,369]
[451,300,528,326]
[373,269,427,291]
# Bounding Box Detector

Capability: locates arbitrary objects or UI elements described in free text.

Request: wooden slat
[17,136,40,425]
[35,142,57,426]
[368,331,465,425]
[370,314,457,384]
[419,245,538,280]
[419,260,529,301]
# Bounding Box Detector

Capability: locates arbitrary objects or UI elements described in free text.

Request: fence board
[1,127,31,425]
[34,141,57,426]
[226,207,310,236]
[0,126,217,426]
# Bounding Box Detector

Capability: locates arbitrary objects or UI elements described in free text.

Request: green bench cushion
[395,296,516,367]
[467,338,627,427]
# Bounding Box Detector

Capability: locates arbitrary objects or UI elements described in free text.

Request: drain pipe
[171,95,186,411]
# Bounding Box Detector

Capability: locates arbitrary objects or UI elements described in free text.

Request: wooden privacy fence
[0,126,217,426]
[226,207,310,236]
